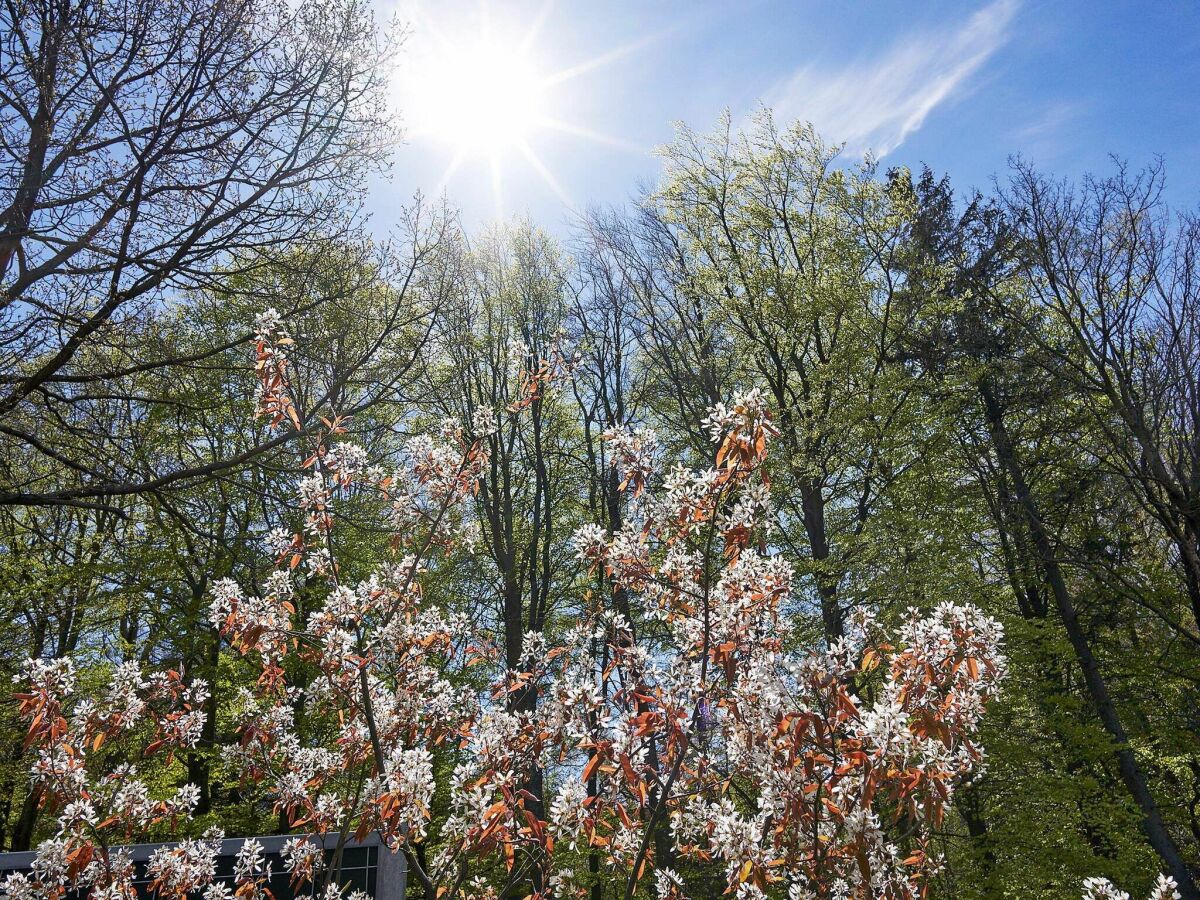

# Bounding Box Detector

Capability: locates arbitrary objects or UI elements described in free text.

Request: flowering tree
[553,393,1007,899]
[5,659,216,900]
[4,312,1059,899]
[226,322,1014,898]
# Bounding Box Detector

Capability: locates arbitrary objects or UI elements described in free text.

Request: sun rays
[396,1,650,218]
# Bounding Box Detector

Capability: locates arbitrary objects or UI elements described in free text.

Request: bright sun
[397,4,646,215]
[411,39,547,155]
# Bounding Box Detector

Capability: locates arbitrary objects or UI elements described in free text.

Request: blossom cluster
[602,424,658,497]
[253,306,299,431]
[1082,875,1181,900]
[8,657,215,900]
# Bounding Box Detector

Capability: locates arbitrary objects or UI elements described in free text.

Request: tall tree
[421,223,580,895]
[0,0,393,509]
[1004,160,1200,636]
[893,165,1199,897]
[640,114,940,646]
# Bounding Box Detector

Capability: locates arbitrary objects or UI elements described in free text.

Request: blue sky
[369,0,1200,234]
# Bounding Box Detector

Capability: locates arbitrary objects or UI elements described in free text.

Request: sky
[368,0,1200,235]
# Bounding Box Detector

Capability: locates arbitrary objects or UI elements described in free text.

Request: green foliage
[2,117,1197,899]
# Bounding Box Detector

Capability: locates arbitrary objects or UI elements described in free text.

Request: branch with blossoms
[1083,875,1182,900]
[210,309,499,897]
[214,310,608,898]
[6,659,216,900]
[550,389,1013,899]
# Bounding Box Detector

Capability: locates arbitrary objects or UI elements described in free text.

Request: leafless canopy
[0,0,396,509]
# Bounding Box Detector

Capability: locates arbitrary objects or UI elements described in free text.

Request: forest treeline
[1,1,1198,897]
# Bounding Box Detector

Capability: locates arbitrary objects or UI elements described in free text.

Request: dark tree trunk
[11,784,41,852]
[799,478,844,642]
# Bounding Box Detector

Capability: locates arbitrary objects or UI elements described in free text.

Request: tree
[633,114,944,648]
[891,165,1199,897]
[416,223,582,895]
[1003,160,1200,639]
[0,0,394,510]
[0,222,449,849]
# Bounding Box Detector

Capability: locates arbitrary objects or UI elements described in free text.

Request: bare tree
[1003,160,1200,637]
[0,0,396,508]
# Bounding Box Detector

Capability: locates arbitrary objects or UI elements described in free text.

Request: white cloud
[762,0,1019,157]
[1011,99,1085,161]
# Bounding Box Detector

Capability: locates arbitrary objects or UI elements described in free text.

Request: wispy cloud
[1011,100,1086,162]
[762,0,1019,157]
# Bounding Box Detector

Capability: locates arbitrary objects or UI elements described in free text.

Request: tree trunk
[502,576,545,895]
[799,478,844,642]
[10,784,41,851]
[958,786,997,882]
[604,467,675,873]
[1177,530,1200,634]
